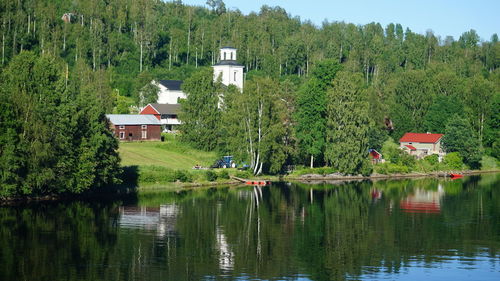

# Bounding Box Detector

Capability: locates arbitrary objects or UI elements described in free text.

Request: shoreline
[1,170,498,204]
[286,169,499,182]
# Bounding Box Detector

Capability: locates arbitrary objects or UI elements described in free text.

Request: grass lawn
[118,134,218,170]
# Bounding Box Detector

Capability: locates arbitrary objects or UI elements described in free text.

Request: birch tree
[221,77,291,175]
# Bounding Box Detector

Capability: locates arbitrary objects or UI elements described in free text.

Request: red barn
[106,114,161,141]
[368,149,384,164]
[140,103,181,132]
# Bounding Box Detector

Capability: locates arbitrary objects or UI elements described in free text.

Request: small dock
[231,176,271,186]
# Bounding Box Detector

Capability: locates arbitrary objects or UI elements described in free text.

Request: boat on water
[449,173,463,179]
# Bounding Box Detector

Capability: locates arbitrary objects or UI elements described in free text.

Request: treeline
[0,52,121,197]
[0,0,499,177]
[1,0,498,95]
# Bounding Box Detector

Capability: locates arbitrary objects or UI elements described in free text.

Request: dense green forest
[0,0,499,191]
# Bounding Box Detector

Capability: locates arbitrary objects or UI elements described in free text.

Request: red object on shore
[449,174,463,179]
[245,180,271,186]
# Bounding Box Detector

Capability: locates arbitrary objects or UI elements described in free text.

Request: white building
[212,47,244,90]
[155,80,186,104]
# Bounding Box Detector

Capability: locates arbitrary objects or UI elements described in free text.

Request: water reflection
[0,174,499,281]
[399,184,444,214]
[119,204,179,237]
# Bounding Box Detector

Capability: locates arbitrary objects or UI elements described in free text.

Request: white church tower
[212,47,244,90]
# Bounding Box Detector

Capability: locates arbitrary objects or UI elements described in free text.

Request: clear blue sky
[179,0,499,41]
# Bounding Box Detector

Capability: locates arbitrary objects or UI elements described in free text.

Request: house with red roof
[399,132,445,159]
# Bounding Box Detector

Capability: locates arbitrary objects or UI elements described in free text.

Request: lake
[1,174,499,280]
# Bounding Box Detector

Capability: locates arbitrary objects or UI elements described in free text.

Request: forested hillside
[1,0,499,180]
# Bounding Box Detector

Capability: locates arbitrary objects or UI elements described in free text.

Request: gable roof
[404,145,417,150]
[106,114,161,125]
[158,80,183,91]
[400,133,444,143]
[148,103,181,115]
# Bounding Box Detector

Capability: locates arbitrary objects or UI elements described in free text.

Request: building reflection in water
[400,184,445,214]
[118,204,180,237]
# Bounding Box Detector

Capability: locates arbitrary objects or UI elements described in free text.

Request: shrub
[373,163,410,174]
[235,170,252,179]
[293,167,337,176]
[480,155,498,170]
[205,170,218,181]
[174,170,192,182]
[424,154,439,165]
[218,169,230,179]
[399,153,416,168]
[360,159,373,176]
[444,152,464,170]
[137,166,176,183]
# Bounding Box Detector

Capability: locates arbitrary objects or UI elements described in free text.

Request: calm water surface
[1,174,499,281]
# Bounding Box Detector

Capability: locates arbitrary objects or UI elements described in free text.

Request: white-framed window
[119,132,125,139]
[119,125,125,129]
[141,130,147,139]
[141,125,147,129]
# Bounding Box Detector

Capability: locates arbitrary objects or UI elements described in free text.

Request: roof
[213,60,245,67]
[221,46,237,50]
[400,133,444,143]
[148,103,181,115]
[106,114,161,125]
[158,80,183,91]
[369,149,382,159]
[404,145,417,150]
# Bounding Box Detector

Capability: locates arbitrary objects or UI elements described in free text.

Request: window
[119,132,125,139]
[141,125,147,129]
[224,52,226,60]
[142,130,147,139]
[119,125,125,129]
[230,52,233,60]
[234,71,237,81]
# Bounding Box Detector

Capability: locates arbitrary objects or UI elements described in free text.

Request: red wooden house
[106,114,161,141]
[368,149,384,164]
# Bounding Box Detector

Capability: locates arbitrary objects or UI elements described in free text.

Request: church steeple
[220,47,237,61]
[212,47,244,90]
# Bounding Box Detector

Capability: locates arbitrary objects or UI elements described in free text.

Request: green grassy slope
[118,135,217,170]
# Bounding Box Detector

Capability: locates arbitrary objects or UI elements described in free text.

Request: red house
[368,149,384,164]
[106,114,161,141]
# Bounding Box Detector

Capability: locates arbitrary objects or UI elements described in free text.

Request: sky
[179,0,500,41]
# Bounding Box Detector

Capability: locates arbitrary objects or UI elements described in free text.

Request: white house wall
[156,83,186,104]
